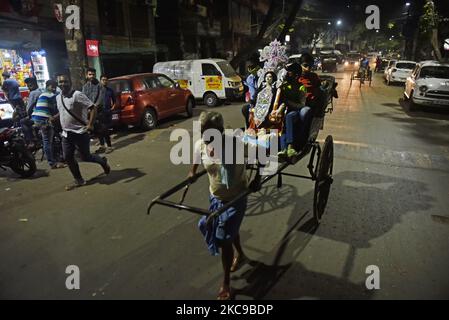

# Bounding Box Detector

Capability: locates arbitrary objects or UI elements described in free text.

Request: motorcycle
[0,127,37,178]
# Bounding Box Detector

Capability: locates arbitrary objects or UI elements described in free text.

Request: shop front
[0,0,54,98]
[0,48,51,100]
[0,49,32,100]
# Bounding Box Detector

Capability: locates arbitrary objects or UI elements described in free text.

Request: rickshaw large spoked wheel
[313,135,334,224]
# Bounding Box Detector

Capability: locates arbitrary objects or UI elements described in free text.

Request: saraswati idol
[247,71,284,136]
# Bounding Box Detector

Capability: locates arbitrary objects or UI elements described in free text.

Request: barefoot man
[188,111,248,300]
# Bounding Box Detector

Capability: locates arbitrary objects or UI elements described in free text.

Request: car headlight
[344,61,349,66]
[355,61,359,66]
[419,85,428,92]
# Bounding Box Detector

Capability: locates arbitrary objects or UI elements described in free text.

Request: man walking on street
[56,74,110,190]
[95,74,115,154]
[32,80,65,169]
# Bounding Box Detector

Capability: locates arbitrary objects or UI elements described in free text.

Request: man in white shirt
[56,74,110,190]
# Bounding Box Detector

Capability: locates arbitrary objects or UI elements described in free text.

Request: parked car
[108,73,195,130]
[385,60,416,85]
[153,59,243,107]
[404,61,449,111]
[344,52,361,70]
[383,59,397,79]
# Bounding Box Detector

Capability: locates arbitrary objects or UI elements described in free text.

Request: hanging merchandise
[0,49,33,87]
[30,49,50,89]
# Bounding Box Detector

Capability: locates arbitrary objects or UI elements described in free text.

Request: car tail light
[122,92,137,107]
[125,96,135,106]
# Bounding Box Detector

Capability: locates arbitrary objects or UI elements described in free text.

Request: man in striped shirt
[32,80,65,169]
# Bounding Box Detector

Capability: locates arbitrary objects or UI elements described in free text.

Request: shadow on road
[1,168,49,180]
[245,184,296,216]
[110,133,147,152]
[374,99,449,147]
[157,109,203,129]
[382,98,449,119]
[86,168,146,186]
[86,170,434,299]
[230,170,434,299]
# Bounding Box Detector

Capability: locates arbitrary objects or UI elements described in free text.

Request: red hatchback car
[108,73,195,130]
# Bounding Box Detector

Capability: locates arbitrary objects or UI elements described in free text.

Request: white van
[153,59,244,107]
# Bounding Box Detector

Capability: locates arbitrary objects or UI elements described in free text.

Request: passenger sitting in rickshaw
[358,55,370,83]
[298,53,324,114]
[273,62,310,160]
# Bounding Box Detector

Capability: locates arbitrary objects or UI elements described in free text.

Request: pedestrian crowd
[0,68,115,190]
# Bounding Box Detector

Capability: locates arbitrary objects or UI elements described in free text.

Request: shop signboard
[86,40,100,57]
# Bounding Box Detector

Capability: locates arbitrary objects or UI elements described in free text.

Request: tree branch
[278,0,303,41]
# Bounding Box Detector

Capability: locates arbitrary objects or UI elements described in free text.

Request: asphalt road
[1,69,449,299]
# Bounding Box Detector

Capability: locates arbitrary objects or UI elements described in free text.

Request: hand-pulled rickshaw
[350,67,373,88]
[147,75,337,225]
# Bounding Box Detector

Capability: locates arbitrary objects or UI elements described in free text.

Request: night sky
[302,0,449,30]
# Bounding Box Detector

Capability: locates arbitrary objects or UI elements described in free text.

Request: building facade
[155,0,269,72]
[1,0,160,89]
[83,0,160,77]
